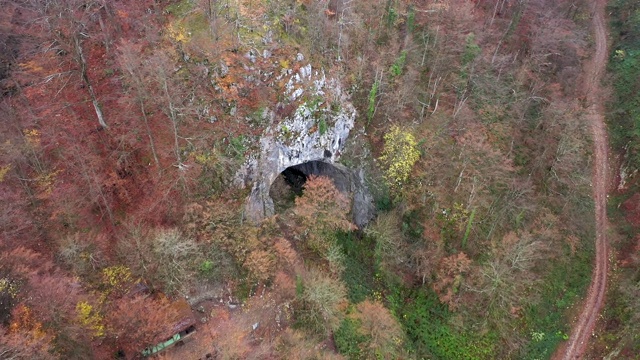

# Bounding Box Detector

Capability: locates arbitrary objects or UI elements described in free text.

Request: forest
[0,0,638,359]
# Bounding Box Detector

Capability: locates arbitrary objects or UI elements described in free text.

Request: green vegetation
[608,0,640,168]
[385,0,398,28]
[336,231,377,303]
[226,135,247,160]
[367,80,379,124]
[593,1,640,356]
[461,208,476,250]
[334,317,367,359]
[389,51,407,78]
[462,33,481,66]
[294,269,347,335]
[163,0,195,16]
[318,118,328,135]
[390,288,497,359]
[519,242,593,359]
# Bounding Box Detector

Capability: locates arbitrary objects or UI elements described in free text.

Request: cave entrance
[269,160,351,213]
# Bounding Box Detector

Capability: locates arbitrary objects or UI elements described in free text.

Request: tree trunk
[74,36,108,129]
[157,67,183,169]
[138,98,160,169]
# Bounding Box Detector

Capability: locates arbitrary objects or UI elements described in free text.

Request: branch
[74,36,107,128]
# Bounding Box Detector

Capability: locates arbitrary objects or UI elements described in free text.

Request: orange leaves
[294,175,354,233]
[18,60,45,75]
[433,252,472,311]
[351,300,405,358]
[292,176,355,257]
[107,295,180,354]
[2,305,55,359]
[243,249,277,282]
[9,305,47,339]
[115,9,129,19]
[273,238,301,268]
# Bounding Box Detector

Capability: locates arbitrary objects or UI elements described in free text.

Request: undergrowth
[608,0,640,168]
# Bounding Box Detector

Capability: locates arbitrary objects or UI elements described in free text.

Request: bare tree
[116,41,160,168]
[25,0,111,128]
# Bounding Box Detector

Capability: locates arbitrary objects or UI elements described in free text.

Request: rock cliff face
[234,59,374,227]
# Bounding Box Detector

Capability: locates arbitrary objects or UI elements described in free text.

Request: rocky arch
[234,58,374,227]
[268,160,374,226]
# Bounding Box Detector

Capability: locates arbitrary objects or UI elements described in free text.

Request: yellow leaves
[194,152,210,165]
[102,265,132,287]
[76,301,105,338]
[379,126,421,191]
[0,164,11,182]
[102,265,133,296]
[21,128,62,197]
[0,277,19,298]
[36,169,61,198]
[166,22,189,43]
[23,128,41,148]
[441,202,470,231]
[194,151,219,167]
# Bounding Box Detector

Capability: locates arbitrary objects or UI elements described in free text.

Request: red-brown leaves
[293,175,354,233]
[107,295,180,356]
[433,252,472,311]
[292,175,355,257]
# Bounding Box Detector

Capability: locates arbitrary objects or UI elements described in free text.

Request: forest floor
[555,0,610,358]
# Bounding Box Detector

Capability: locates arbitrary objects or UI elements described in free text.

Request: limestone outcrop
[234,59,374,227]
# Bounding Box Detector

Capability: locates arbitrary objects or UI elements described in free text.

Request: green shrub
[389,51,407,78]
[318,118,328,135]
[365,210,407,272]
[391,288,496,359]
[335,318,367,359]
[519,245,593,359]
[608,0,640,168]
[336,231,376,303]
[198,260,215,277]
[295,270,347,335]
[367,81,380,124]
[462,33,481,65]
[227,135,247,160]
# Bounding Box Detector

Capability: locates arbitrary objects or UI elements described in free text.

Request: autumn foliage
[433,252,472,311]
[0,0,608,358]
[107,295,179,356]
[378,126,421,191]
[351,300,405,358]
[294,175,354,233]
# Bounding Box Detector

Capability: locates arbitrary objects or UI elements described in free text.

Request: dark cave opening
[269,160,351,213]
[281,166,308,196]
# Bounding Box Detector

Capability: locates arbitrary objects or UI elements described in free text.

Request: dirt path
[557,0,610,359]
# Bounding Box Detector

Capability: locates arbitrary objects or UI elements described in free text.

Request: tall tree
[107,295,178,356]
[116,40,160,168]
